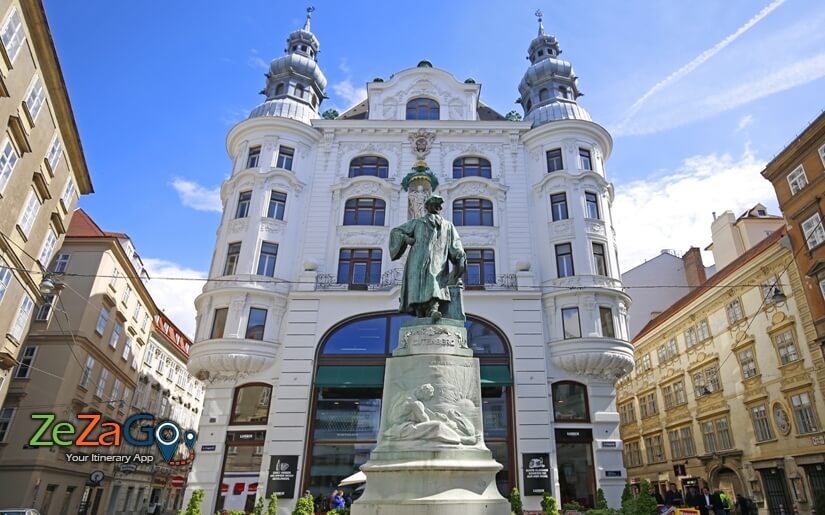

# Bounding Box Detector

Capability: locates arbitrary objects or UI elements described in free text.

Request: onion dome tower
[517,10,590,125]
[249,6,328,123]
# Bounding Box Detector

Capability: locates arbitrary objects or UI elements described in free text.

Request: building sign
[266,455,299,499]
[600,441,618,448]
[522,453,552,496]
[605,470,622,477]
[201,444,217,452]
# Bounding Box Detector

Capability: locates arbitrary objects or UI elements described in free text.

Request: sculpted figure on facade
[383,383,478,445]
[390,195,466,319]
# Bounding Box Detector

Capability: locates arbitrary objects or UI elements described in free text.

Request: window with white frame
[787,165,808,195]
[14,346,37,379]
[636,353,652,372]
[701,416,733,453]
[10,294,33,341]
[0,8,25,64]
[790,392,819,434]
[599,306,615,337]
[725,298,745,324]
[38,227,57,267]
[61,176,76,208]
[111,379,122,405]
[738,347,759,378]
[24,75,46,121]
[122,386,131,409]
[696,319,711,341]
[96,368,109,398]
[131,353,138,370]
[693,364,721,396]
[79,355,95,388]
[0,257,10,304]
[144,343,155,366]
[662,379,687,409]
[34,294,54,321]
[684,326,697,348]
[122,336,132,361]
[109,322,122,349]
[142,312,150,332]
[0,407,15,442]
[656,338,679,363]
[122,286,132,305]
[95,307,109,334]
[18,190,41,237]
[644,433,665,463]
[561,307,581,339]
[802,213,825,249]
[235,191,252,218]
[132,303,140,321]
[109,269,119,289]
[0,138,19,193]
[246,146,261,169]
[669,426,696,459]
[760,275,779,304]
[579,148,592,171]
[52,253,70,273]
[639,391,658,418]
[774,329,800,365]
[46,135,62,173]
[276,146,294,170]
[750,404,774,442]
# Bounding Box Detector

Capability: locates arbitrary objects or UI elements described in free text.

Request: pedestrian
[333,490,346,510]
[665,483,684,507]
[718,490,732,515]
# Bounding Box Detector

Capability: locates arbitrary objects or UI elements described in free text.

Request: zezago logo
[29,413,197,465]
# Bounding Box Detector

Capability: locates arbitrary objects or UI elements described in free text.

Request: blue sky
[41,0,825,334]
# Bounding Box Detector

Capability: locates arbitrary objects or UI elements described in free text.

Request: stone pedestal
[352,319,509,515]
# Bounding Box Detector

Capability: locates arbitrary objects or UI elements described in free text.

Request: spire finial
[535,9,545,36]
[304,6,315,31]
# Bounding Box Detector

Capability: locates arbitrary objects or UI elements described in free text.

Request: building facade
[185,11,633,513]
[618,212,825,515]
[0,210,197,515]
[0,0,93,409]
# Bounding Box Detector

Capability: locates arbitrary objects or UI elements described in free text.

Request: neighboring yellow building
[0,0,93,407]
[619,213,825,515]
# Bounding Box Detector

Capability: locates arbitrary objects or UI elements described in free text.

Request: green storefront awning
[480,365,513,386]
[315,365,385,388]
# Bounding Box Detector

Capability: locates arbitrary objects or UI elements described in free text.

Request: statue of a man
[389,195,466,319]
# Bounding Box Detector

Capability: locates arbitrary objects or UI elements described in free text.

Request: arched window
[275,83,285,96]
[349,156,389,178]
[526,99,532,111]
[406,97,439,120]
[558,86,568,99]
[309,312,512,496]
[539,88,549,101]
[344,198,386,226]
[453,157,492,179]
[230,383,273,424]
[453,198,493,226]
[552,381,589,422]
[295,84,305,99]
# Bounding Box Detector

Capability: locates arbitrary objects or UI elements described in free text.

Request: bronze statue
[389,195,466,319]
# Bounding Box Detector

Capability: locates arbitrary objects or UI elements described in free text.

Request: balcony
[314,270,518,292]
[550,336,634,380]
[187,337,279,377]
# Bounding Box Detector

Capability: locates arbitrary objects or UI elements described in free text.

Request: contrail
[615,0,787,132]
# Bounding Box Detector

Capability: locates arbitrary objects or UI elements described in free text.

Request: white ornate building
[185,10,633,513]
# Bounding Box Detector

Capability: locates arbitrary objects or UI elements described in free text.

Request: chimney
[683,247,707,288]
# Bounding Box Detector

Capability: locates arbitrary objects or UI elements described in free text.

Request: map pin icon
[184,430,197,449]
[154,421,181,463]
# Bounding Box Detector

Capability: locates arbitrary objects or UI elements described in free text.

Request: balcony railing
[315,270,517,291]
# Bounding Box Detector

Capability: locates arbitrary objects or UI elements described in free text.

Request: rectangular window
[787,165,808,195]
[619,402,636,425]
[95,307,109,334]
[0,139,19,193]
[0,407,15,442]
[774,329,800,364]
[109,269,120,289]
[122,387,131,410]
[693,365,721,396]
[625,440,642,467]
[802,213,825,249]
[122,336,133,361]
[246,146,261,168]
[39,227,58,267]
[46,135,63,173]
[14,346,37,379]
[18,190,41,237]
[702,420,717,453]
[96,368,109,398]
[644,434,665,463]
[751,404,774,442]
[144,343,155,366]
[684,327,697,348]
[246,307,267,340]
[584,191,600,220]
[0,257,10,304]
[276,146,294,170]
[79,356,95,388]
[696,319,711,341]
[592,242,607,276]
[257,242,279,277]
[599,306,615,338]
[639,391,658,418]
[109,322,122,349]
[636,353,652,372]
[235,191,252,218]
[561,307,581,339]
[132,303,140,321]
[791,392,819,434]
[656,339,679,363]
[35,294,54,321]
[112,379,122,406]
[673,380,687,405]
[337,248,384,286]
[10,294,33,341]
[210,308,228,339]
[267,191,287,220]
[25,75,46,121]
[555,243,574,278]
[761,275,779,304]
[550,193,568,221]
[61,176,76,208]
[223,242,241,276]
[1,8,25,63]
[725,298,745,324]
[716,417,733,449]
[546,148,563,172]
[579,148,592,170]
[463,248,495,286]
[662,383,674,409]
[142,312,150,332]
[52,253,70,273]
[738,348,758,378]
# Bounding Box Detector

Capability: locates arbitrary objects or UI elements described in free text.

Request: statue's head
[415,384,435,400]
[424,195,444,213]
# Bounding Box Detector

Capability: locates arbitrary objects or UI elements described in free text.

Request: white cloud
[247,48,268,71]
[735,114,754,133]
[171,178,222,213]
[613,147,777,271]
[613,0,787,134]
[332,78,368,109]
[142,258,207,338]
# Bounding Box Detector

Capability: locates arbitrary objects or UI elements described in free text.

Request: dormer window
[295,84,305,99]
[275,83,285,96]
[559,86,568,99]
[538,50,544,56]
[406,98,439,120]
[539,88,549,102]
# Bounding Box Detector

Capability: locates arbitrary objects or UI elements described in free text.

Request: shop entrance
[555,428,596,509]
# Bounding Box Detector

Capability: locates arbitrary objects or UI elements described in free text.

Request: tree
[596,488,608,510]
[621,483,633,506]
[266,494,279,515]
[252,496,265,515]
[541,492,559,515]
[180,489,203,515]
[510,487,524,515]
[292,492,315,515]
[621,480,656,515]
